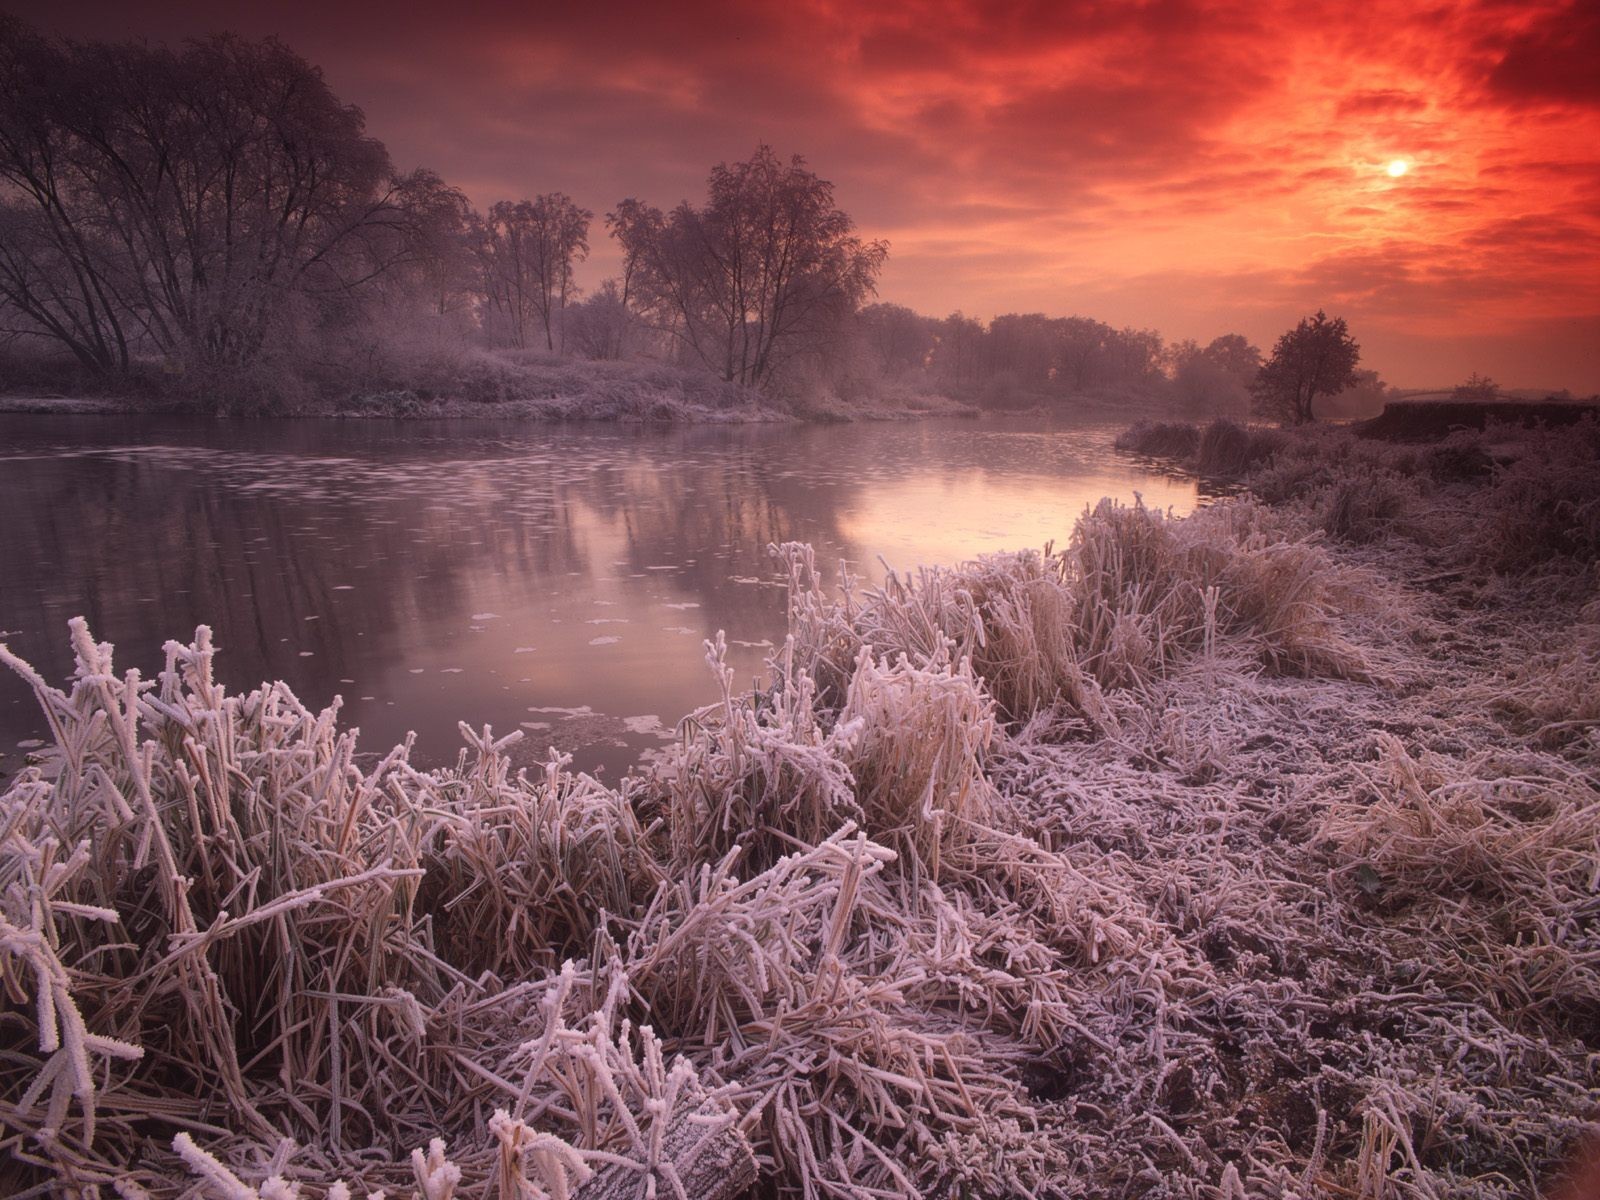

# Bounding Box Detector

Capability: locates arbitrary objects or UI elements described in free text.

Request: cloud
[1482,0,1600,107]
[1336,89,1429,118]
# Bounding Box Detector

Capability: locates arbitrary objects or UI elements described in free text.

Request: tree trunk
[574,1097,757,1200]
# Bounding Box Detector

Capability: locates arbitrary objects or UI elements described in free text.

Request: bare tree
[0,18,134,371]
[609,147,886,390]
[387,171,479,319]
[1251,310,1361,425]
[478,194,591,351]
[563,278,639,360]
[0,18,459,378]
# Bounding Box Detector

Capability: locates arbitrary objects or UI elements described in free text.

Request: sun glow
[1385,159,1410,177]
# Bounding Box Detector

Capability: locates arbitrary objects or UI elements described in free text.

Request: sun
[1385,159,1410,178]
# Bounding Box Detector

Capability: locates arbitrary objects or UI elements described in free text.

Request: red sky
[13,0,1600,390]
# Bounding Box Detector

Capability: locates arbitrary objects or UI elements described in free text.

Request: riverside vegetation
[2,417,1598,1198]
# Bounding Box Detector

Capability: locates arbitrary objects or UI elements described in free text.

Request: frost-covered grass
[0,349,788,422]
[342,351,782,422]
[1112,417,1285,478]
[2,448,1598,1197]
[1121,412,1600,575]
[1113,420,1201,460]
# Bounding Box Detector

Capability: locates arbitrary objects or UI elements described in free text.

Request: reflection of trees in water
[0,457,588,705]
[0,420,866,748]
[599,446,862,619]
[0,415,1184,758]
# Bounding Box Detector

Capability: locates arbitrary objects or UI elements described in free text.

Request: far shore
[5,375,1590,428]
[0,385,1200,425]
[0,391,981,423]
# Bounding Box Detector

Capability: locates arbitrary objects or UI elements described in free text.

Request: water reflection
[0,415,1196,776]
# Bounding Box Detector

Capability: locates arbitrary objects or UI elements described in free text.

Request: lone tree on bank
[608,147,887,390]
[1251,310,1361,424]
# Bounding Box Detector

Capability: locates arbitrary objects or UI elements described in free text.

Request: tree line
[0,18,1378,421]
[0,21,895,406]
[853,306,1245,407]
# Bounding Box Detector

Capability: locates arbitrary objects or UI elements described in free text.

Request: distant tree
[1168,340,1217,413]
[1202,334,1262,383]
[1166,339,1203,374]
[987,313,1058,389]
[1169,333,1262,414]
[478,194,591,351]
[930,312,985,391]
[1054,317,1111,390]
[563,278,638,360]
[375,169,478,319]
[1321,368,1393,419]
[1103,326,1165,384]
[608,146,887,390]
[1453,372,1500,401]
[857,302,936,376]
[1251,310,1361,424]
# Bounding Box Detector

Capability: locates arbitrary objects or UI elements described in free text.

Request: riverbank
[1356,396,1600,440]
[0,350,982,423]
[0,352,1231,427]
[2,419,1596,1197]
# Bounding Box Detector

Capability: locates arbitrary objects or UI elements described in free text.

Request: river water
[0,414,1197,778]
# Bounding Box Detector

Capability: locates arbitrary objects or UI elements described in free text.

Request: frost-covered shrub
[1067,497,1379,682]
[1323,735,1600,1024]
[1243,454,1333,504]
[836,648,1000,872]
[1487,598,1600,756]
[352,387,432,416]
[783,496,1379,712]
[1481,431,1600,571]
[0,624,690,1192]
[1194,418,1284,476]
[1319,471,1416,543]
[184,357,317,416]
[1421,432,1495,483]
[1114,420,1201,459]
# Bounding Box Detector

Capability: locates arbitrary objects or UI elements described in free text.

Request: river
[0,414,1198,778]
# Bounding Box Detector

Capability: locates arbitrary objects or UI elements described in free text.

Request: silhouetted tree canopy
[0,16,465,377]
[1251,310,1361,425]
[608,147,887,389]
[1167,334,1261,414]
[1200,334,1263,382]
[1453,372,1500,401]
[857,303,936,376]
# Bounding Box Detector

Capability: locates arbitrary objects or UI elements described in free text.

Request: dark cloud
[1337,89,1429,117]
[1484,0,1600,106]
